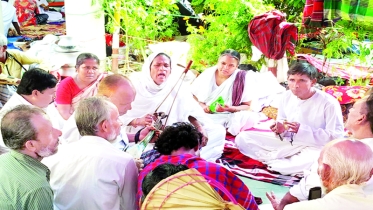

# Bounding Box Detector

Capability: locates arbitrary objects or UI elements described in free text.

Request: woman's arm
[193,95,211,113]
[57,104,73,120]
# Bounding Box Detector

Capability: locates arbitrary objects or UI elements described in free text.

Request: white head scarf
[137,51,180,96]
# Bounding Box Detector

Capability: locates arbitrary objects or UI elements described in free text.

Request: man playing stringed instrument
[121,52,226,162]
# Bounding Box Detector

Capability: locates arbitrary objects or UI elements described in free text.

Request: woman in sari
[55,53,105,120]
[191,49,259,136]
[121,51,225,162]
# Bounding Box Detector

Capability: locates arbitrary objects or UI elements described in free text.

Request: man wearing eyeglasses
[43,97,138,210]
[0,105,61,209]
[235,62,344,175]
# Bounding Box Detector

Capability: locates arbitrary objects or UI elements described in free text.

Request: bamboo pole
[111,0,121,73]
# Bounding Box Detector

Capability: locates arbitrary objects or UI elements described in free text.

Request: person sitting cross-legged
[235,62,344,175]
[137,122,258,210]
[266,94,373,210]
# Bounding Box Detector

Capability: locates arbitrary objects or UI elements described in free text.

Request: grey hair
[1,105,46,150]
[322,139,373,190]
[75,96,114,136]
[75,53,100,68]
[0,34,7,46]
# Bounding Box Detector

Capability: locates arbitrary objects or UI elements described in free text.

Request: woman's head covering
[141,168,245,210]
[141,51,179,94]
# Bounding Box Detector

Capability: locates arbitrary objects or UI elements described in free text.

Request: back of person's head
[155,122,202,155]
[287,62,318,80]
[1,105,46,150]
[97,74,133,96]
[0,34,7,46]
[75,52,100,68]
[142,163,189,199]
[219,49,240,63]
[320,139,373,192]
[75,96,114,136]
[17,68,58,95]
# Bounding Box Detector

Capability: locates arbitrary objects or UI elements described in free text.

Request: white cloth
[284,185,373,210]
[36,0,63,21]
[42,136,138,210]
[61,112,130,150]
[235,89,344,175]
[191,66,285,135]
[1,1,18,36]
[289,138,373,201]
[0,93,65,147]
[122,52,226,161]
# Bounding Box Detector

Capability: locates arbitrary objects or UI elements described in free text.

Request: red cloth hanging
[248,10,298,60]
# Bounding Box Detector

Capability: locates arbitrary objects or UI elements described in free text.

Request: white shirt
[285,185,373,210]
[1,1,18,36]
[0,93,65,147]
[277,89,344,147]
[43,136,138,210]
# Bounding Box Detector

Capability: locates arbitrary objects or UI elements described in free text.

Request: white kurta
[42,136,138,210]
[235,89,344,175]
[191,67,285,135]
[289,138,373,201]
[36,0,63,21]
[0,93,65,147]
[61,112,130,150]
[122,52,226,161]
[285,185,373,210]
[1,1,18,36]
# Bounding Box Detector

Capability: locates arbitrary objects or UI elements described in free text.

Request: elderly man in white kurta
[235,62,344,175]
[121,52,226,162]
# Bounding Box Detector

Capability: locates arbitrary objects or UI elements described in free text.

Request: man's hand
[134,158,144,172]
[270,122,286,134]
[138,125,156,141]
[266,191,281,210]
[285,122,300,133]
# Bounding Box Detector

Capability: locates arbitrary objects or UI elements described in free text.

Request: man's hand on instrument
[134,158,144,172]
[133,114,154,127]
[270,121,285,134]
[285,122,300,133]
[139,125,156,141]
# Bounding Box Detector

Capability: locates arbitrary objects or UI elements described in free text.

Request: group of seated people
[0,39,373,209]
[2,0,63,37]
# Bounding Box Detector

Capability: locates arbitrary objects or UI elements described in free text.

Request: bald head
[97,74,135,115]
[319,139,373,192]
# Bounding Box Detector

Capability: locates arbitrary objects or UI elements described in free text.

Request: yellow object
[141,168,244,210]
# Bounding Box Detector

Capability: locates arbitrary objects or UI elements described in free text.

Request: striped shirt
[0,150,53,210]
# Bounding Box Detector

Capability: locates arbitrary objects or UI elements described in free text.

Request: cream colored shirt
[285,185,373,210]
